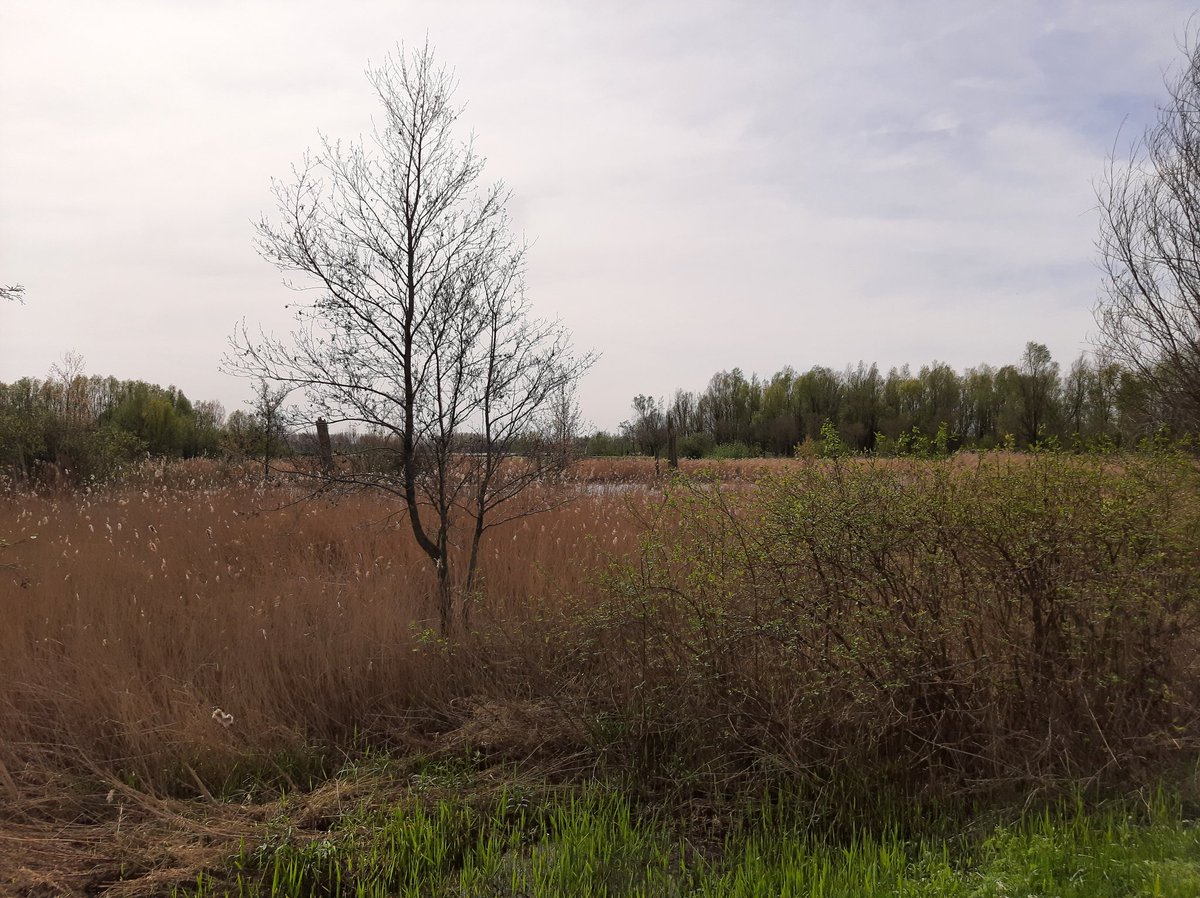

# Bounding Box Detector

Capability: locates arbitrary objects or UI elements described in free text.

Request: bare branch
[1096,34,1200,429]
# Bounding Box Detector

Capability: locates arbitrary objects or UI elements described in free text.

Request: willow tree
[231,44,592,632]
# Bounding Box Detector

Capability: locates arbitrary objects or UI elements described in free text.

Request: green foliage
[0,372,225,484]
[107,381,220,457]
[585,430,633,457]
[710,440,758,460]
[580,452,1200,795]
[180,785,1200,897]
[79,423,148,480]
[875,421,955,457]
[615,343,1188,460]
[0,387,48,478]
[932,420,951,455]
[817,419,850,457]
[677,430,714,459]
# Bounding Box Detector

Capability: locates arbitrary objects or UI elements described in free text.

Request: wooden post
[316,418,333,476]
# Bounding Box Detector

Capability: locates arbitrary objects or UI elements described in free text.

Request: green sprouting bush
[933,421,952,455]
[678,431,715,459]
[580,451,1200,794]
[881,423,957,458]
[710,440,758,460]
[817,420,849,458]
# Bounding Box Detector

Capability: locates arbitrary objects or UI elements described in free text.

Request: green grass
[178,787,1200,898]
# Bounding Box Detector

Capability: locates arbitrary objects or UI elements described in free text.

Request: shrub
[678,431,715,459]
[573,452,1200,795]
[586,431,633,457]
[818,420,850,458]
[710,441,758,460]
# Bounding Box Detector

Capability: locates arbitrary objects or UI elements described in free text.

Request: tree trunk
[667,412,679,470]
[316,418,333,475]
[436,527,453,635]
[437,560,452,636]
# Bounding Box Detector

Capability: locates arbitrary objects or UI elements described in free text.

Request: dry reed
[0,472,644,800]
[3,453,1198,811]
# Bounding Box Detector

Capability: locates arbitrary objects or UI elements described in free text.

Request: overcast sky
[1,1,1195,429]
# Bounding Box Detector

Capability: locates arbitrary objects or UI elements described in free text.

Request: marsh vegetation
[2,452,1198,894]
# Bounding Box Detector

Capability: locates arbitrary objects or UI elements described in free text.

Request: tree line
[0,358,277,483]
[601,342,1177,460]
[0,337,1183,486]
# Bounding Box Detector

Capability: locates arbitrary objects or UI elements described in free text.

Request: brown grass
[565,451,1055,486]
[568,455,798,484]
[0,470,646,804]
[3,453,1200,894]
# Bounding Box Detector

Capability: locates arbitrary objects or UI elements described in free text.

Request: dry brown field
[3,452,1199,893]
[0,459,665,889]
[0,464,662,791]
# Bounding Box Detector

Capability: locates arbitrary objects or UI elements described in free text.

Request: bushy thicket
[0,373,227,484]
[565,451,1200,794]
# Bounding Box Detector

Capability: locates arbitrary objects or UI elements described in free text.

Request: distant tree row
[0,357,247,483]
[0,339,1183,483]
[0,356,576,488]
[599,342,1178,459]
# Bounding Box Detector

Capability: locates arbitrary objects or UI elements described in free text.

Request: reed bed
[3,452,1200,895]
[0,475,643,800]
[568,455,798,485]
[4,451,1200,801]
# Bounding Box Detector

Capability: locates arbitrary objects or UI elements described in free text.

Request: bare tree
[0,284,24,304]
[1097,36,1200,428]
[250,379,289,481]
[546,383,585,474]
[229,43,592,632]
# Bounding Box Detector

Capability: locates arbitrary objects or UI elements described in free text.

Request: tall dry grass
[568,456,797,485]
[2,452,1199,811]
[0,474,643,800]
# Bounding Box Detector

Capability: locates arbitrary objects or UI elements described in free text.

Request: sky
[1,1,1196,430]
